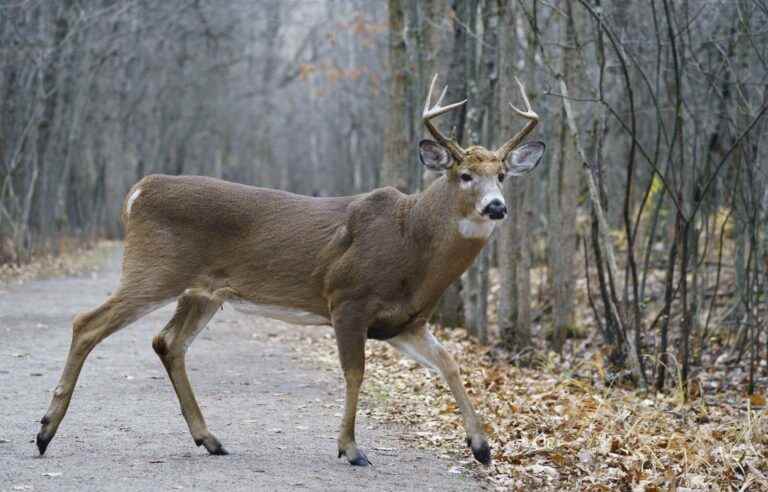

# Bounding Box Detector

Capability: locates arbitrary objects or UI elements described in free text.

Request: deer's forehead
[460,147,503,175]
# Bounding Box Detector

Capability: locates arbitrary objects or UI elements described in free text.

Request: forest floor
[1,244,766,491]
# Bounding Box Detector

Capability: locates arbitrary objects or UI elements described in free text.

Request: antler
[422,74,467,162]
[495,77,539,161]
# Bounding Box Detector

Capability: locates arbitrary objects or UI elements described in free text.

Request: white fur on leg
[387,329,442,372]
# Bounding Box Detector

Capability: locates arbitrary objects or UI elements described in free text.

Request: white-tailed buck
[37,75,543,466]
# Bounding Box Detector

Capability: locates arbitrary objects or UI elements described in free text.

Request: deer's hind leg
[37,291,169,455]
[152,289,226,455]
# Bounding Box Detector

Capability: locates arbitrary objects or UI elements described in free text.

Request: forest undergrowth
[0,240,118,284]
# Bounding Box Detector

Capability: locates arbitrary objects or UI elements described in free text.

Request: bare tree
[546,0,580,353]
[381,0,413,192]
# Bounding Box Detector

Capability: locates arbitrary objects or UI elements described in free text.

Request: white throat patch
[458,217,496,239]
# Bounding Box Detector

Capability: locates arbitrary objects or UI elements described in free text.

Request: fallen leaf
[749,393,766,407]
[527,464,559,480]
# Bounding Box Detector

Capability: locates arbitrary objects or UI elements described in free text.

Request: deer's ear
[419,139,453,171]
[505,141,545,176]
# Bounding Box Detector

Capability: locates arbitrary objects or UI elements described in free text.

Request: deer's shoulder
[344,186,410,236]
[320,187,415,302]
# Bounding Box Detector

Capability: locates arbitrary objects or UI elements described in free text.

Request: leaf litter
[284,326,767,491]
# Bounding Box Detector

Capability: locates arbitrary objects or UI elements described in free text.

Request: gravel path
[0,248,476,491]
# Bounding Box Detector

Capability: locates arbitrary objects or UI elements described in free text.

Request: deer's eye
[498,173,506,183]
[460,173,473,183]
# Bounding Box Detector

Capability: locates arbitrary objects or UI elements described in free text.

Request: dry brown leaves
[290,328,767,491]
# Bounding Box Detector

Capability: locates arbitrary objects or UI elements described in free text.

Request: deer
[36,74,543,467]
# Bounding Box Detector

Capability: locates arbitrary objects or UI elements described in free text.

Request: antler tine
[422,74,467,161]
[424,98,467,119]
[436,84,448,108]
[509,77,535,117]
[495,76,540,160]
[424,74,438,114]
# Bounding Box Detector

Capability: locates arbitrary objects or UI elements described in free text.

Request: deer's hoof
[338,446,371,466]
[349,451,371,467]
[195,435,228,456]
[36,416,53,456]
[467,437,492,465]
[208,445,229,456]
[36,431,52,456]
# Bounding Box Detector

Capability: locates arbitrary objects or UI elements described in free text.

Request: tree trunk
[547,0,579,354]
[433,0,473,327]
[381,0,412,192]
[460,0,492,344]
[497,0,533,354]
[420,0,447,188]
[31,1,73,244]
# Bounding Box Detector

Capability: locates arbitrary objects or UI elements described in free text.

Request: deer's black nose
[483,199,507,220]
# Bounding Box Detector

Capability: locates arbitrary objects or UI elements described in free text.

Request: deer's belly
[228,301,330,326]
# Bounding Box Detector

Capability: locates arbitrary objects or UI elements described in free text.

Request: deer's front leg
[331,307,370,466]
[388,325,491,465]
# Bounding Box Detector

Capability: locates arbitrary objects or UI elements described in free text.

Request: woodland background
[1,0,768,453]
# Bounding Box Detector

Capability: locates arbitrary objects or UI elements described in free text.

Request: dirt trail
[0,248,477,491]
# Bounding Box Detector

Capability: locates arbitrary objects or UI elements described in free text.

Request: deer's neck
[403,177,489,299]
[409,176,487,243]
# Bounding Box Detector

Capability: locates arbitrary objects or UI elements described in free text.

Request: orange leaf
[750,393,766,407]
